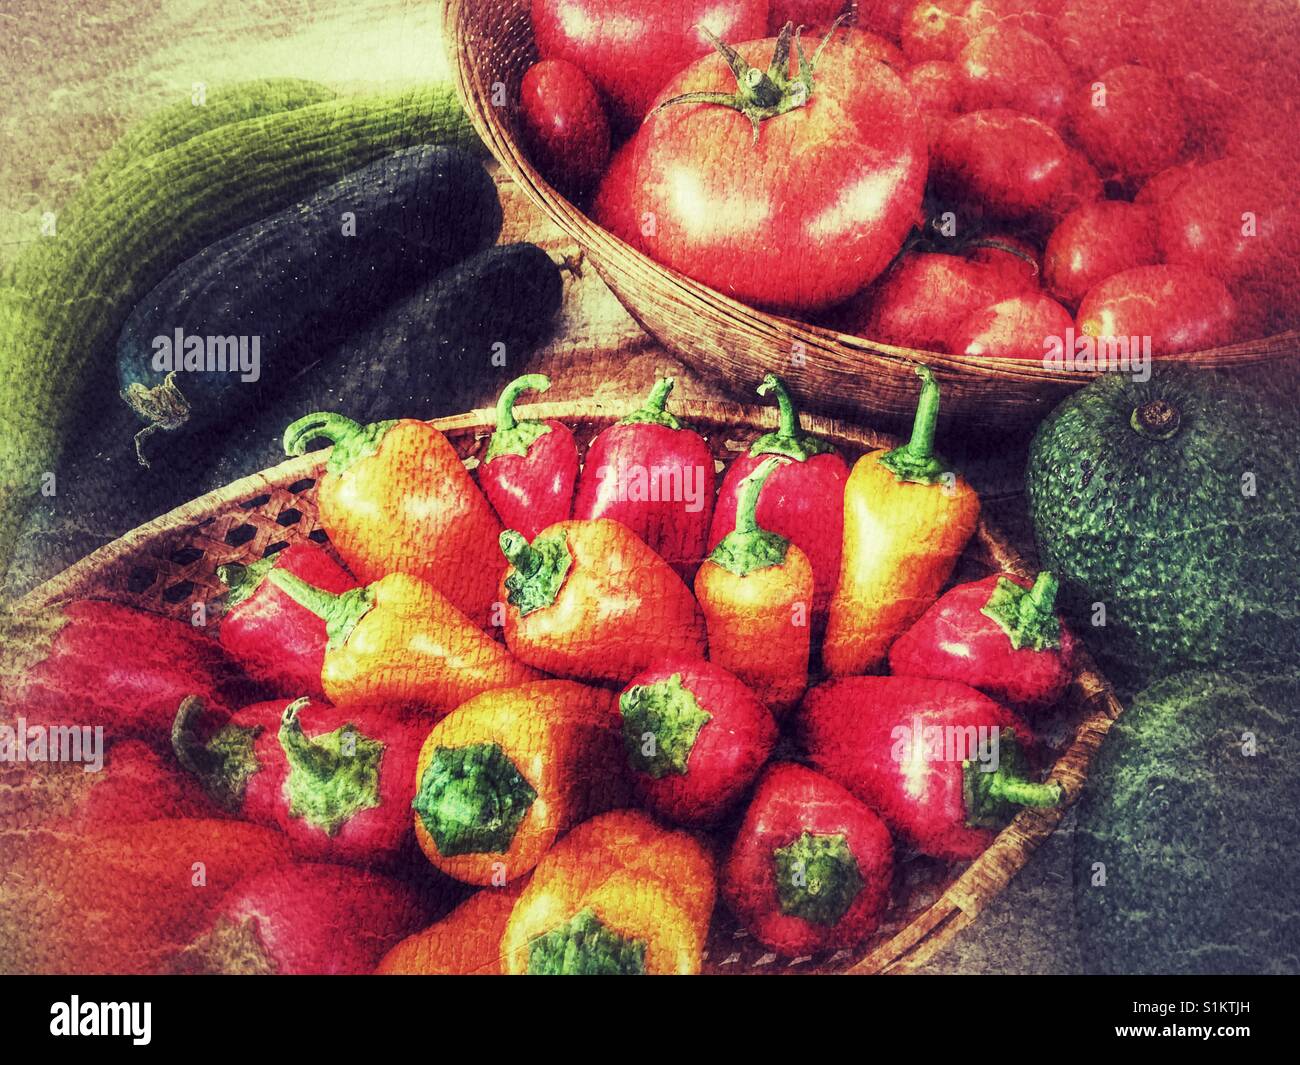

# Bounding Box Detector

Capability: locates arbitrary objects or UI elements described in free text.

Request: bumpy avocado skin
[1026,368,1300,686]
[1073,670,1300,975]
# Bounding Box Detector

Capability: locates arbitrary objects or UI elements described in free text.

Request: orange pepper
[268,570,540,715]
[502,809,716,975]
[283,413,502,629]
[498,518,706,684]
[823,366,980,675]
[694,457,812,714]
[411,680,628,886]
[374,881,527,975]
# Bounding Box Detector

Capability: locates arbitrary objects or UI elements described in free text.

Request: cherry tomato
[595,28,928,313]
[1043,201,1159,308]
[1076,265,1238,354]
[957,27,1070,126]
[1155,156,1300,335]
[901,0,1053,63]
[845,251,1029,352]
[949,292,1075,358]
[531,0,768,126]
[932,109,1072,222]
[519,59,611,196]
[1067,65,1187,188]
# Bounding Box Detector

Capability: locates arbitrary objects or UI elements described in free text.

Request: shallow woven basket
[22,401,1123,974]
[444,0,1298,433]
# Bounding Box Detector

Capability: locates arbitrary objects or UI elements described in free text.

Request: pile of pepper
[0,368,1074,976]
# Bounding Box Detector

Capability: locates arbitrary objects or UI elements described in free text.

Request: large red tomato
[949,293,1074,358]
[957,27,1070,127]
[594,27,928,313]
[531,0,769,126]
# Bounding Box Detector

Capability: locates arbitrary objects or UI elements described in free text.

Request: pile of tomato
[519,0,1300,359]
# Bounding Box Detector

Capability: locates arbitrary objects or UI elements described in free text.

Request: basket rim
[19,397,1125,975]
[443,0,1300,385]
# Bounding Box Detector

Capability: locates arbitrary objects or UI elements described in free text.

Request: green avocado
[1073,669,1300,975]
[1026,368,1300,687]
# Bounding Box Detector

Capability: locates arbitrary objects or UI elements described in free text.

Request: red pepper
[618,658,776,826]
[799,676,1061,860]
[0,600,247,742]
[889,571,1077,714]
[217,543,357,699]
[172,694,426,868]
[572,378,715,578]
[0,738,216,830]
[708,375,849,622]
[722,763,894,957]
[0,818,292,974]
[478,373,579,541]
[174,862,434,975]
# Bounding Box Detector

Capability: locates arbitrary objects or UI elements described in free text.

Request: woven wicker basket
[20,400,1123,974]
[443,0,1298,433]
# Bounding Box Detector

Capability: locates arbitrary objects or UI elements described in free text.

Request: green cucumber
[0,82,479,576]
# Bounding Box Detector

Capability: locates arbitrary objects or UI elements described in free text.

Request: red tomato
[931,109,1073,222]
[1076,265,1238,355]
[1050,0,1143,78]
[957,27,1070,126]
[901,0,1053,62]
[1043,201,1159,308]
[519,59,610,196]
[1067,65,1188,188]
[531,0,768,125]
[849,0,910,39]
[768,1,863,33]
[948,292,1074,358]
[591,139,641,244]
[1155,156,1300,335]
[594,28,928,313]
[844,250,1027,352]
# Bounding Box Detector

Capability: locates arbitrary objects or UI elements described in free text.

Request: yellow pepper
[823,366,980,676]
[501,810,716,975]
[411,680,628,886]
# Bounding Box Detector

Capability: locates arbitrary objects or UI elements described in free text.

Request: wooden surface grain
[0,0,1072,973]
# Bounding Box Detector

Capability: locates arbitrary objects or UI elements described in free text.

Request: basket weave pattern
[21,401,1124,974]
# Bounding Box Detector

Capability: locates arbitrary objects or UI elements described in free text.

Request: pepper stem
[708,457,790,576]
[981,572,1063,651]
[282,412,397,475]
[499,530,537,574]
[485,375,553,463]
[617,377,681,428]
[171,696,219,779]
[986,773,1063,808]
[495,374,550,434]
[268,569,373,651]
[735,456,784,535]
[964,729,1063,829]
[879,365,948,484]
[751,375,832,461]
[278,697,336,780]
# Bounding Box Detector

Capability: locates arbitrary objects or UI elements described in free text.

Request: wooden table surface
[0,0,1078,973]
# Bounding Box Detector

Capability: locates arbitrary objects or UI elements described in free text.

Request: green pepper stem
[640,378,674,415]
[283,413,364,457]
[495,374,550,434]
[758,374,798,439]
[267,568,339,620]
[986,772,1063,808]
[903,365,940,461]
[268,569,372,651]
[499,530,537,574]
[278,697,336,780]
[735,456,786,535]
[1025,571,1059,616]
